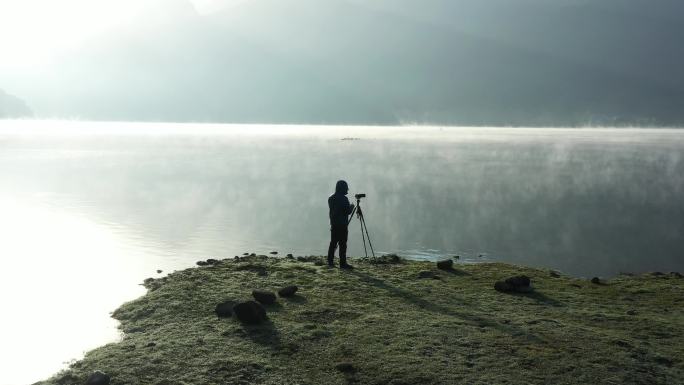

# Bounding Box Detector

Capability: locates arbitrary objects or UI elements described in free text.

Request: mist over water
[1,121,683,384]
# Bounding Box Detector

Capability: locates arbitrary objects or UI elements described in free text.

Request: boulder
[206,258,219,265]
[252,290,277,305]
[233,301,267,324]
[286,253,294,258]
[86,371,110,385]
[278,285,298,297]
[196,260,209,266]
[591,277,601,284]
[436,259,454,270]
[215,300,236,318]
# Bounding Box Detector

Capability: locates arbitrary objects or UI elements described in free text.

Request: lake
[1,121,683,384]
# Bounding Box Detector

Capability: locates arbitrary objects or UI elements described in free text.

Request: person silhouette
[327,180,355,268]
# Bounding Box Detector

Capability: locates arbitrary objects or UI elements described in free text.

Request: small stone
[145,342,156,347]
[156,269,163,274]
[418,271,437,279]
[549,270,561,278]
[591,277,601,284]
[250,253,256,257]
[243,252,249,256]
[335,362,355,373]
[86,371,110,385]
[478,254,485,258]
[196,260,209,266]
[215,300,236,318]
[278,285,298,297]
[270,251,278,255]
[436,259,454,270]
[626,309,638,316]
[453,255,460,259]
[654,356,673,367]
[252,290,277,305]
[232,301,267,324]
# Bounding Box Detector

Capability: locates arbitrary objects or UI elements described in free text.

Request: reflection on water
[0,121,683,384]
[0,199,146,385]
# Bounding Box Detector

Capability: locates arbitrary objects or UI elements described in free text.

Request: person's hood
[335,180,348,194]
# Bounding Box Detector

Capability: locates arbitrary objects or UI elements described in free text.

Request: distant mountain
[0,88,33,118]
[6,0,684,126]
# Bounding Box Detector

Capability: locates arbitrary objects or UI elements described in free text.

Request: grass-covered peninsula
[39,255,683,385]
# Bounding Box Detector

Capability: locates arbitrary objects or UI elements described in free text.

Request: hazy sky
[1,0,683,125]
[0,0,236,67]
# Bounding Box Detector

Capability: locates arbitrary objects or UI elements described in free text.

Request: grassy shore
[39,255,683,385]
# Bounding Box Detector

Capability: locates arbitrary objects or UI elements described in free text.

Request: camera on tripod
[355,193,366,199]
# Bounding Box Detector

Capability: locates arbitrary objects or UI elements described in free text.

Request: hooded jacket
[328,180,353,227]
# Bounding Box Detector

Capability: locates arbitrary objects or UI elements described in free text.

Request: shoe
[340,264,354,270]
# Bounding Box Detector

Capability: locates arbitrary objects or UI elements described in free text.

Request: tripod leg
[358,214,368,258]
[360,214,376,258]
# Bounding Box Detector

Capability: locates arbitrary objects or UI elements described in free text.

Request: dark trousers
[327,225,348,265]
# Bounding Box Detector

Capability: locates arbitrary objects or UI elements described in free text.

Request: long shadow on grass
[242,319,281,348]
[348,270,549,338]
[441,267,471,276]
[504,291,562,307]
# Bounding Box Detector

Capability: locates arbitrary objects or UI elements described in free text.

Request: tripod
[348,197,376,258]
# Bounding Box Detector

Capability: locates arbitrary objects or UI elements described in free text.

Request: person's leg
[327,227,339,266]
[339,226,348,266]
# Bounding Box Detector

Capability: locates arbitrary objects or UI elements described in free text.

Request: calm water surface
[1,121,683,384]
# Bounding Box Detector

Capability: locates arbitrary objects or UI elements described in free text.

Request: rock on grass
[278,285,298,297]
[335,362,356,373]
[232,301,267,324]
[215,300,236,318]
[86,371,110,385]
[252,290,277,305]
[436,259,454,270]
[494,275,533,293]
